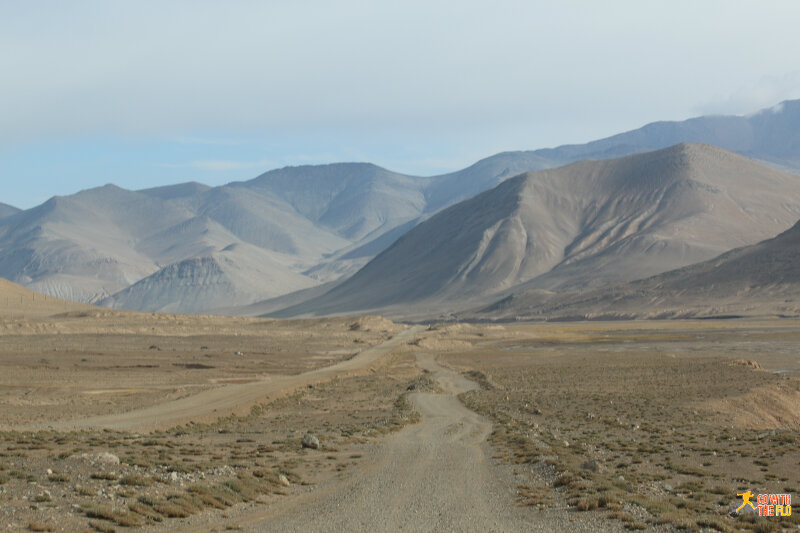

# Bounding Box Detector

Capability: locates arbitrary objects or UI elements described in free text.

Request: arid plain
[1,285,799,532]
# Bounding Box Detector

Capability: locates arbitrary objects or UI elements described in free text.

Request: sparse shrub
[88,521,115,533]
[83,504,116,521]
[27,522,55,532]
[153,501,191,518]
[119,474,153,487]
[128,502,164,522]
[91,472,119,481]
[47,471,69,483]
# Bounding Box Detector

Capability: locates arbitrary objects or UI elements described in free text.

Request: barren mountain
[100,243,317,314]
[530,99,800,172]
[239,163,427,242]
[478,216,800,321]
[0,202,19,219]
[276,144,800,318]
[4,100,800,314]
[0,185,188,302]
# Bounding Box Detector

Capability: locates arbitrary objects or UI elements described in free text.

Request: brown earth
[2,297,799,532]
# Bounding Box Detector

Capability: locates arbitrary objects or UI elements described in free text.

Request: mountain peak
[277,143,800,318]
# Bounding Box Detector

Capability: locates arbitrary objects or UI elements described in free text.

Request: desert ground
[1,294,799,532]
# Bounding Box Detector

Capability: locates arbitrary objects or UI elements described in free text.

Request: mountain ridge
[274,143,800,319]
[474,216,800,321]
[3,99,800,313]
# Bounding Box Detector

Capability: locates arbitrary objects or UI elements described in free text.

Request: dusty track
[36,326,423,432]
[224,352,607,532]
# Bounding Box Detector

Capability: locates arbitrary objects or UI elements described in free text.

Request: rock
[562,440,570,447]
[169,472,179,482]
[301,433,320,450]
[278,474,290,487]
[580,460,601,472]
[663,483,672,492]
[71,452,120,465]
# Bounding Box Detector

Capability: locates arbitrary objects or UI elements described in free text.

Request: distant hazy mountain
[3,99,800,314]
[238,163,428,242]
[276,144,800,318]
[417,98,800,211]
[0,183,347,305]
[528,99,800,172]
[477,216,800,321]
[0,202,19,219]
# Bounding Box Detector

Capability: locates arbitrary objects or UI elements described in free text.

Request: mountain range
[2,99,800,315]
[275,144,800,318]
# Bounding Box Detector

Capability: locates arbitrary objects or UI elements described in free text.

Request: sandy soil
[39,325,422,432]
[3,310,800,532]
[0,313,399,427]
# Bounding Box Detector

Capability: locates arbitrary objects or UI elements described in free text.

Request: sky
[2,1,800,209]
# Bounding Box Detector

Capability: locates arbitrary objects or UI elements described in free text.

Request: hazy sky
[2,1,800,208]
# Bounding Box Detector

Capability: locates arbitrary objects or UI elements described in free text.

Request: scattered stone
[235,351,244,356]
[663,483,672,492]
[562,441,570,447]
[756,430,776,440]
[278,474,290,487]
[71,452,120,465]
[580,460,601,472]
[301,433,320,449]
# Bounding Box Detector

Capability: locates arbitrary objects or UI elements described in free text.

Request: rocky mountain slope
[276,144,800,318]
[477,216,800,321]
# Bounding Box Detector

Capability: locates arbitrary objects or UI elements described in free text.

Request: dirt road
[40,326,424,432]
[231,352,609,533]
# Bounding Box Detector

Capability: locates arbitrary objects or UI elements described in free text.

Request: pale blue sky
[2,0,800,208]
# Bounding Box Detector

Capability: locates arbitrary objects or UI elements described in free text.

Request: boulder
[301,433,320,449]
